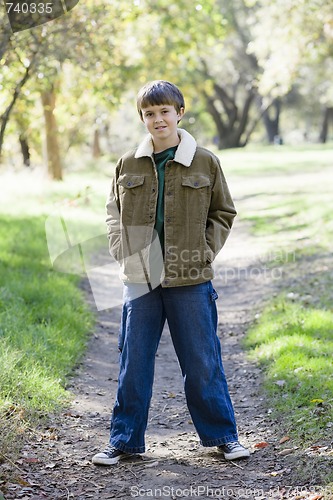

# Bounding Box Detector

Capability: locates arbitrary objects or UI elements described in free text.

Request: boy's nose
[154,116,163,123]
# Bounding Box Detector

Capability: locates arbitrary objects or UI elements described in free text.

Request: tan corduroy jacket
[106,129,236,287]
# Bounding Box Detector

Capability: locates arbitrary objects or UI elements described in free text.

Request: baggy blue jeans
[109,281,238,453]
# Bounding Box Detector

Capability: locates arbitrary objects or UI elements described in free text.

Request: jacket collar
[135,128,197,167]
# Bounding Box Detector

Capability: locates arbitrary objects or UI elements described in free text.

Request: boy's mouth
[155,125,167,130]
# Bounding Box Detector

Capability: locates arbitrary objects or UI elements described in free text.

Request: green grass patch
[0,165,110,460]
[243,194,333,249]
[245,285,333,444]
[230,146,333,256]
[220,143,333,176]
[0,214,93,454]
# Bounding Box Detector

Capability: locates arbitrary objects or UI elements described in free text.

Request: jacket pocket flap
[181,175,210,189]
[117,174,145,188]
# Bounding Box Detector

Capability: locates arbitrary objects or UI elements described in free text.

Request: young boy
[92,80,250,465]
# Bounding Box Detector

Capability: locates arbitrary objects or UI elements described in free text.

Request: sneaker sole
[223,450,250,460]
[92,453,132,465]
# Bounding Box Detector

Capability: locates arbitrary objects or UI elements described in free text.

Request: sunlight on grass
[245,295,333,442]
[0,164,110,454]
[220,144,333,176]
[242,194,333,251]
[0,214,93,433]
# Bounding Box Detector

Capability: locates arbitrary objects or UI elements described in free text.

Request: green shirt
[153,146,178,251]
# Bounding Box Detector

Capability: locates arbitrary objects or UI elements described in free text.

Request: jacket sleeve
[106,160,122,261]
[205,156,237,261]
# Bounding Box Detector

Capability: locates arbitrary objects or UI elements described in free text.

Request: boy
[92,80,250,465]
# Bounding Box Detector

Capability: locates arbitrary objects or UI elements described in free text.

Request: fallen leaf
[279,436,290,444]
[254,441,269,448]
[17,477,31,486]
[278,448,293,456]
[308,495,323,500]
[270,469,286,476]
[64,411,81,418]
[24,457,39,463]
[310,398,324,404]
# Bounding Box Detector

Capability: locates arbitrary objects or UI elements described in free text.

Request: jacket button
[194,182,199,187]
[127,182,132,187]
[152,188,156,193]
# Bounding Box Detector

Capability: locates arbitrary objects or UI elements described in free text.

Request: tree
[0,43,39,160]
[319,107,333,143]
[0,0,140,176]
[129,0,288,148]
[247,0,333,141]
[41,85,63,179]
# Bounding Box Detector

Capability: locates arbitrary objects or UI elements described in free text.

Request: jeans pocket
[210,288,219,302]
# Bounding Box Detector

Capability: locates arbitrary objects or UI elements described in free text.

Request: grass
[225,144,333,457]
[245,289,333,442]
[0,165,111,459]
[0,215,93,410]
[230,145,333,487]
[241,193,333,253]
[219,142,333,176]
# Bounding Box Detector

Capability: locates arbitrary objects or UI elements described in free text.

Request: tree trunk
[41,89,63,180]
[205,88,255,149]
[319,106,333,143]
[0,55,36,161]
[0,29,11,60]
[262,99,282,144]
[92,128,102,158]
[19,134,30,166]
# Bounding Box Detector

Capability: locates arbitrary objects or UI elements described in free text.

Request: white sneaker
[218,441,250,460]
[92,445,132,465]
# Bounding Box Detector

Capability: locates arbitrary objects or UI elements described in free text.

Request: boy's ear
[177,107,185,122]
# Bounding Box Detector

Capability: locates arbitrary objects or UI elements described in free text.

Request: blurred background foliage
[0,0,332,179]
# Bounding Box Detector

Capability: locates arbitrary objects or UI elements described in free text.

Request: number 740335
[6,3,53,14]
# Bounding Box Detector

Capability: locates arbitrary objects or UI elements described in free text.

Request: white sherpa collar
[135,128,197,167]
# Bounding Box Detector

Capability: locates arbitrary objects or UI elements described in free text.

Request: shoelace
[104,445,117,455]
[225,441,240,450]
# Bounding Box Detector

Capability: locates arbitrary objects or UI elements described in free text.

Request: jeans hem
[110,440,145,454]
[200,434,239,447]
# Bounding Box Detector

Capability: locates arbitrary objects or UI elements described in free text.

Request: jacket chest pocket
[179,174,211,221]
[181,175,211,190]
[117,174,145,190]
[117,174,147,222]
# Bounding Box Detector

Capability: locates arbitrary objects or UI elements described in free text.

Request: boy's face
[141,104,184,148]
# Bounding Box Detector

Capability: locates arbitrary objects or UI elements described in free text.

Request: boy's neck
[152,133,180,154]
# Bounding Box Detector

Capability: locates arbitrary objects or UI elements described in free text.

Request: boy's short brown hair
[137,80,185,120]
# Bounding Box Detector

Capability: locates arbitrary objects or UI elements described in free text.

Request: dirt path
[2,221,331,499]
